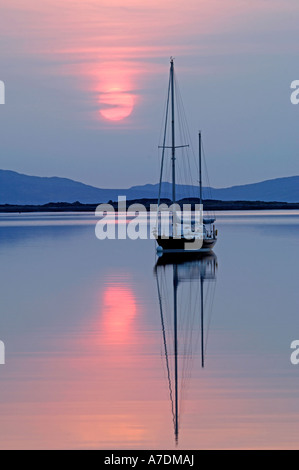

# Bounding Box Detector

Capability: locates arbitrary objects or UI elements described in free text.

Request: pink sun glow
[99,88,135,121]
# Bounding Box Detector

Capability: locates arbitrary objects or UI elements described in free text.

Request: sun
[99,87,135,122]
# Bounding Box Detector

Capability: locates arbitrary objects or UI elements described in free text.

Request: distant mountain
[0,170,119,205]
[0,170,298,205]
[210,176,299,203]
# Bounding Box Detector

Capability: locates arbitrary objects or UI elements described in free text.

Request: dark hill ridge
[1,199,299,213]
[0,170,298,205]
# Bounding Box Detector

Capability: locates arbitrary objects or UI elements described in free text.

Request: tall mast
[170,58,176,205]
[157,75,171,209]
[199,131,202,206]
[200,275,204,368]
[173,264,179,444]
[158,59,188,209]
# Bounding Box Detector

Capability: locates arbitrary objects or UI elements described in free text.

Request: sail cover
[203,218,216,224]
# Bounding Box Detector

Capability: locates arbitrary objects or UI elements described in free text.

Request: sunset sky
[0,0,299,188]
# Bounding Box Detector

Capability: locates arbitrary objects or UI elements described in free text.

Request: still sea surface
[0,211,298,450]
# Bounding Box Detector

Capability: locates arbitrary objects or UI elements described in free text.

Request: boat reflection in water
[154,252,218,445]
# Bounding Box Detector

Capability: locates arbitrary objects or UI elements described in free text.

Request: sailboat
[154,251,218,444]
[154,58,217,254]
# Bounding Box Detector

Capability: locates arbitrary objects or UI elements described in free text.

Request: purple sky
[0,0,299,188]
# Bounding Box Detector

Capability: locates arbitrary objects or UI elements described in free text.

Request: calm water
[0,211,299,450]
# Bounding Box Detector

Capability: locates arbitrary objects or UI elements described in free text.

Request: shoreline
[1,198,299,213]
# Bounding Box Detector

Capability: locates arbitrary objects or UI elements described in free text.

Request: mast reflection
[154,252,218,445]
